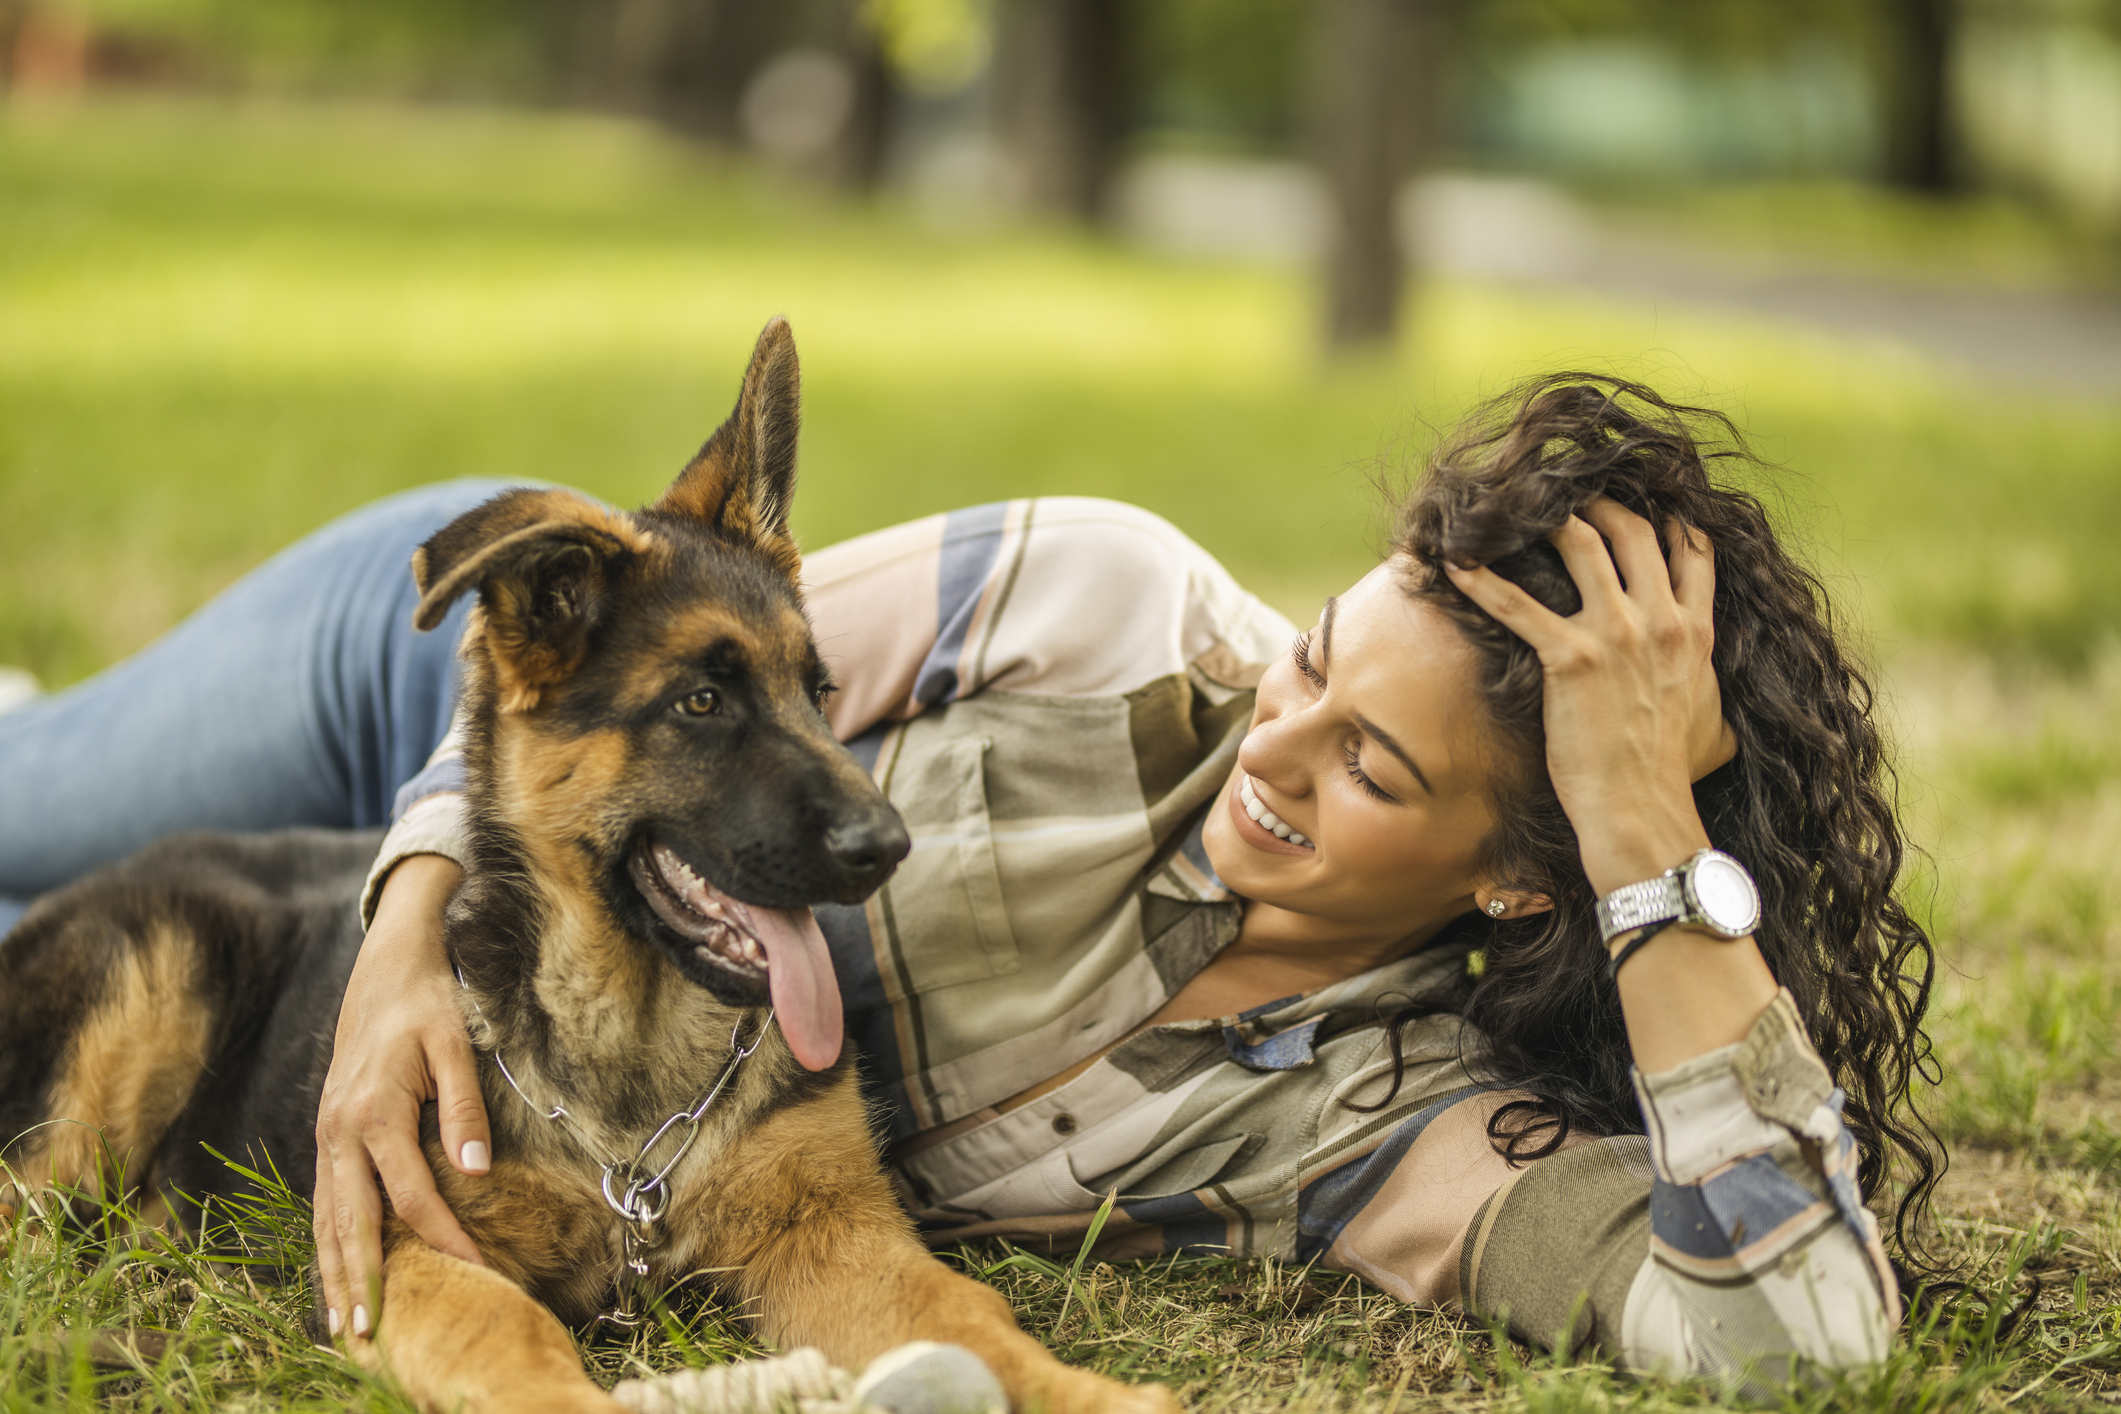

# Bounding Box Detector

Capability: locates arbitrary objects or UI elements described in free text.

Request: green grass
[5,1162,2112,1413]
[5,92,2121,1411]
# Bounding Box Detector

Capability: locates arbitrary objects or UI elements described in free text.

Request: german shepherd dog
[0,320,1175,1414]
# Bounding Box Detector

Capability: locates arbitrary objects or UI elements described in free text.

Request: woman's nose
[1238,704,1312,794]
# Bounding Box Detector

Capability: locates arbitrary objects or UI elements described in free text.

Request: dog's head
[410,318,908,1069]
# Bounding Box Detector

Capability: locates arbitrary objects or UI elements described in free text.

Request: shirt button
[1052,1114,1077,1136]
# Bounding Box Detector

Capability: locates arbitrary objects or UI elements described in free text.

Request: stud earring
[1486,899,1507,918]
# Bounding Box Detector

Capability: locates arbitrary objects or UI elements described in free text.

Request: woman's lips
[1226,774,1316,857]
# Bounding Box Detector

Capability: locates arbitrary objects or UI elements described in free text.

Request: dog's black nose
[825,815,910,892]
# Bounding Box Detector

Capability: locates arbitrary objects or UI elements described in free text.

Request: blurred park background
[5,0,2121,1401]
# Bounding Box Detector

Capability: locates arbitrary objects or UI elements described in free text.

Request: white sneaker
[0,667,42,716]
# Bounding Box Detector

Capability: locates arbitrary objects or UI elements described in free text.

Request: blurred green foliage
[868,0,993,96]
[1136,0,1314,149]
[2,95,2118,688]
[65,0,569,94]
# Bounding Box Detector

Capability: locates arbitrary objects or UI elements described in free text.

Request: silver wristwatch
[1595,847,1761,947]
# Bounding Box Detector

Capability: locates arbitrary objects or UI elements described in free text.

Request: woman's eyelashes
[1343,741,1396,803]
[1294,632,1395,803]
[1291,632,1319,685]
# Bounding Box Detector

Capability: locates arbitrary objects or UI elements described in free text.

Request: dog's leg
[369,1230,623,1414]
[714,1083,1178,1414]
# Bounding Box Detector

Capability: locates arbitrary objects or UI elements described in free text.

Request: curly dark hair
[1369,372,1943,1263]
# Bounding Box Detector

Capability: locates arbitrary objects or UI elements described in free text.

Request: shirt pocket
[872,731,1021,996]
[1081,1133,1259,1201]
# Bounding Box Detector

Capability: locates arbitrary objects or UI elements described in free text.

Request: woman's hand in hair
[313,854,489,1345]
[1448,497,1775,1071]
[1444,497,1733,898]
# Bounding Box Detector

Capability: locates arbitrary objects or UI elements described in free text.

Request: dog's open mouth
[628,840,844,1072]
[635,842,770,980]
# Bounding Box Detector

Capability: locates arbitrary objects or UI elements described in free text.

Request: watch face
[1690,853,1761,936]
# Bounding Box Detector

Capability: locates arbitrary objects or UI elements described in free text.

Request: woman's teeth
[1240,776,1312,848]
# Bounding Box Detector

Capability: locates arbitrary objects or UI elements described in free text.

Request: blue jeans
[0,480,515,934]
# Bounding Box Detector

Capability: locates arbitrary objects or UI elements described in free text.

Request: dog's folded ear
[654,316,802,577]
[412,489,647,711]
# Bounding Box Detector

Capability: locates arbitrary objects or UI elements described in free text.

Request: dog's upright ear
[412,489,648,712]
[653,316,802,579]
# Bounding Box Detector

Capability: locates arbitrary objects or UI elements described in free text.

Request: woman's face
[1202,558,1509,946]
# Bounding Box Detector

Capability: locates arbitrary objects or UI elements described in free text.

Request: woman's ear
[1475,890,1555,921]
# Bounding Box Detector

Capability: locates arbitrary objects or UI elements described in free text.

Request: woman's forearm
[1590,818,1781,1074]
[368,852,464,958]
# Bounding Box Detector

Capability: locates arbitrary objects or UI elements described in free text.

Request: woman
[0,374,1936,1392]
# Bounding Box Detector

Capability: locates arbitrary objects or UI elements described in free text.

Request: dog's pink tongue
[750,904,843,1071]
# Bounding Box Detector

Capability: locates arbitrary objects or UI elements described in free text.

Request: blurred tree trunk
[992,0,1131,221]
[0,0,18,92]
[562,0,886,188]
[1879,0,1958,193]
[1313,0,1445,350]
[564,0,763,141]
[609,0,683,112]
[657,0,767,141]
[828,0,894,192]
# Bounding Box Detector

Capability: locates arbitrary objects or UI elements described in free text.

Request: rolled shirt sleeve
[1459,989,1899,1396]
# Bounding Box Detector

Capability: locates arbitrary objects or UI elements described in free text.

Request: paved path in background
[1116,161,2121,395]
[1548,244,2121,396]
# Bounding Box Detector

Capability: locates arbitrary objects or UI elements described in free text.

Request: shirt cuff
[1632,989,1831,1185]
[358,791,474,929]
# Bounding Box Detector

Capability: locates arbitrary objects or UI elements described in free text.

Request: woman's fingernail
[327,1307,342,1337]
[352,1305,370,1338]
[460,1140,490,1174]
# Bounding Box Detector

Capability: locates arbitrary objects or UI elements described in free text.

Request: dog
[0,319,1176,1414]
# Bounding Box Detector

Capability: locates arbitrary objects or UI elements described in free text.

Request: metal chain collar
[458,972,775,1327]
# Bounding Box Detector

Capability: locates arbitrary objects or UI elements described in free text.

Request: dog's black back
[0,829,377,1224]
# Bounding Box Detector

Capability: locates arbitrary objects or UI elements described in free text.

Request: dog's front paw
[853,1342,1007,1414]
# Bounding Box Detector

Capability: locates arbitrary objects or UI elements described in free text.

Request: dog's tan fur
[15,924,209,1203]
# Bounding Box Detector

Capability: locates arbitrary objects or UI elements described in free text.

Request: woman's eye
[1292,633,1325,687]
[1343,741,1395,803]
[677,689,720,717]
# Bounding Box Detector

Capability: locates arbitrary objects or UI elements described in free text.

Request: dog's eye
[677,689,720,717]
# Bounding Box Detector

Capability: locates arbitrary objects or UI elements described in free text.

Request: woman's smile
[1229,773,1315,853]
[1202,563,1503,951]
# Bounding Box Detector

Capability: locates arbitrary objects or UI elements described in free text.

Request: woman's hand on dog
[315,853,490,1341]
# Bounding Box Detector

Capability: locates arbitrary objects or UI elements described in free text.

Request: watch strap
[1606,926,1663,982]
[1596,871,1686,946]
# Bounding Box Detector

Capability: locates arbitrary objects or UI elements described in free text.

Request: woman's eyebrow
[1352,712,1434,795]
[1318,596,1339,663]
